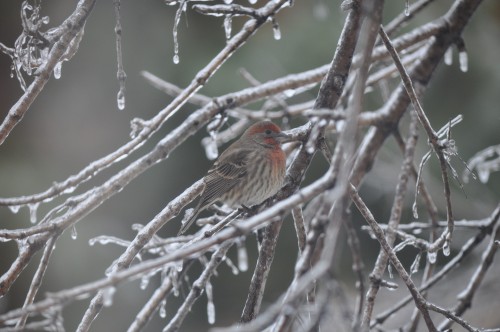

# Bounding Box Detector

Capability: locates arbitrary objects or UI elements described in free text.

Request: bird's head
[244,120,291,148]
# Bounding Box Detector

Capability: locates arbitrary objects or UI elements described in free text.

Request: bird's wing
[199,148,250,206]
[178,148,250,235]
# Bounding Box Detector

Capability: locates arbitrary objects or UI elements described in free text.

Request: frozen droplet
[159,299,167,318]
[224,15,232,40]
[412,228,423,236]
[427,251,437,264]
[9,205,22,214]
[117,89,125,110]
[140,275,150,290]
[53,62,62,79]
[42,16,50,25]
[386,283,398,291]
[283,88,298,98]
[444,47,453,66]
[477,166,490,183]
[237,241,248,272]
[206,282,215,324]
[62,186,76,195]
[71,225,77,240]
[176,261,183,272]
[404,0,411,16]
[102,286,116,307]
[272,21,281,40]
[443,243,451,256]
[306,142,316,154]
[204,135,219,160]
[223,0,233,3]
[248,0,257,4]
[172,53,179,64]
[387,264,394,279]
[459,51,468,72]
[105,260,119,277]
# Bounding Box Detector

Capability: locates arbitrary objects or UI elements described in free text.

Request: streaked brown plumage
[178,121,289,235]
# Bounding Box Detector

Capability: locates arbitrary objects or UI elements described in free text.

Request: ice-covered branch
[0,0,96,146]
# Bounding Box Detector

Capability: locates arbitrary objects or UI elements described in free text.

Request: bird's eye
[264,129,272,135]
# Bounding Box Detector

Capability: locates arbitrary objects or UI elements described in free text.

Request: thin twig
[350,184,437,331]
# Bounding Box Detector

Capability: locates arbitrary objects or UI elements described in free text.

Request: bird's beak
[274,131,293,144]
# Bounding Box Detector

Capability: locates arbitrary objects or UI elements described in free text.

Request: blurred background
[1,1,500,331]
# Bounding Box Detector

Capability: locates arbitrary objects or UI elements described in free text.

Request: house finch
[178,120,290,235]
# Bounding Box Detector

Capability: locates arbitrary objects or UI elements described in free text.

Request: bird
[178,120,290,235]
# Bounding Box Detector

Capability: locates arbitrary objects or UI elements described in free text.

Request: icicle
[159,299,167,318]
[427,251,437,264]
[459,50,468,72]
[387,263,394,279]
[224,257,239,275]
[27,202,39,224]
[172,1,186,65]
[170,268,180,297]
[140,274,150,290]
[237,240,248,272]
[404,0,411,16]
[205,282,216,324]
[410,253,421,276]
[205,139,219,160]
[71,225,78,240]
[53,61,62,79]
[224,15,232,40]
[271,18,281,40]
[412,201,419,219]
[444,47,453,66]
[117,89,125,110]
[9,205,22,214]
[205,131,219,160]
[102,286,116,307]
